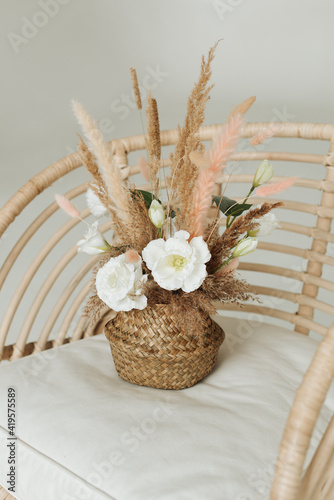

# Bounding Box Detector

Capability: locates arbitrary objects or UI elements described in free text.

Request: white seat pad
[0,316,333,500]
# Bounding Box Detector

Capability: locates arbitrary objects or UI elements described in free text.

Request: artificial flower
[148,200,165,229]
[96,253,147,312]
[252,160,274,188]
[77,221,110,255]
[248,212,280,237]
[232,237,258,258]
[142,230,211,292]
[86,188,107,217]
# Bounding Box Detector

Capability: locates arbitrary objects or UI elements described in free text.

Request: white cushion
[0,316,333,500]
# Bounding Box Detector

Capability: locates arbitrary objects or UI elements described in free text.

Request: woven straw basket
[104,305,225,390]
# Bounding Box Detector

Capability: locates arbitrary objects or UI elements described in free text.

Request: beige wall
[1,0,333,203]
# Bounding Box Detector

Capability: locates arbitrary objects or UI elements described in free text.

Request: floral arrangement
[56,43,295,331]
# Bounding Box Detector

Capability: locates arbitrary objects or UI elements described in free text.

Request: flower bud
[148,200,165,229]
[252,160,274,188]
[232,237,258,258]
[248,212,280,237]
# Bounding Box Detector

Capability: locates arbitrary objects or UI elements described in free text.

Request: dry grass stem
[167,43,218,229]
[146,90,161,196]
[130,67,142,110]
[207,202,283,273]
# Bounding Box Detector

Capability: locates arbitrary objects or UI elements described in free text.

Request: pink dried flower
[256,177,297,197]
[55,194,80,218]
[138,156,151,182]
[250,124,280,146]
[190,114,243,238]
[124,249,141,264]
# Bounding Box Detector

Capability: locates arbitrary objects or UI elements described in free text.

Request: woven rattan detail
[104,305,225,390]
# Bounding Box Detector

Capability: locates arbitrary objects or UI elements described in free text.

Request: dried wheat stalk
[130,67,142,110]
[207,202,283,273]
[167,43,218,229]
[146,90,161,197]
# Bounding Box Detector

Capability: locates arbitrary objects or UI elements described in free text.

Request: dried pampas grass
[207,202,283,273]
[130,67,142,110]
[256,177,297,197]
[250,124,281,146]
[189,114,243,238]
[167,43,218,229]
[227,95,256,122]
[72,100,131,226]
[145,91,161,197]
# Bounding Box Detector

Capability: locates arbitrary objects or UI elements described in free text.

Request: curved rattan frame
[0,121,334,500]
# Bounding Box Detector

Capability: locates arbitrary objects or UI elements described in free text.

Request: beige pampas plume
[189,114,243,238]
[72,100,130,225]
[167,42,218,229]
[189,151,209,169]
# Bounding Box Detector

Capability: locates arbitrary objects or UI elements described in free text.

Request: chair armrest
[270,321,334,500]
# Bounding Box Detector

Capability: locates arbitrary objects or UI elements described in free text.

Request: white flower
[253,160,274,187]
[96,254,147,312]
[232,237,258,257]
[248,212,280,237]
[148,200,165,229]
[77,221,110,255]
[142,230,211,293]
[86,188,107,217]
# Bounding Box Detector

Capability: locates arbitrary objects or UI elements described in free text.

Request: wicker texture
[270,320,334,500]
[0,490,16,500]
[105,305,225,390]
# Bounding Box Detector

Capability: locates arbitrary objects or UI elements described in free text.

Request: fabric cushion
[0,316,333,500]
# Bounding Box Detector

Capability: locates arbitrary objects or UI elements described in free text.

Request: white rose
[96,253,147,312]
[148,200,165,229]
[248,212,280,237]
[86,188,107,217]
[232,237,258,257]
[253,160,274,187]
[142,230,211,293]
[77,221,110,255]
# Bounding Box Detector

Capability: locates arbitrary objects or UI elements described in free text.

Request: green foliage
[212,195,252,217]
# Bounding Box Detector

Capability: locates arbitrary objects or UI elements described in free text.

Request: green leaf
[131,189,157,208]
[131,189,178,219]
[212,195,237,215]
[227,203,252,217]
[212,195,252,217]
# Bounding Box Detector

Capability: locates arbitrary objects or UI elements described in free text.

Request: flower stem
[228,185,255,227]
[211,256,233,274]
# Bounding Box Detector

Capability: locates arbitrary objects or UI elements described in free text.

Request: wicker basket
[104,304,225,390]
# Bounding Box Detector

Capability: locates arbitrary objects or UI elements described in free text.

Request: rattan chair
[0,122,333,500]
